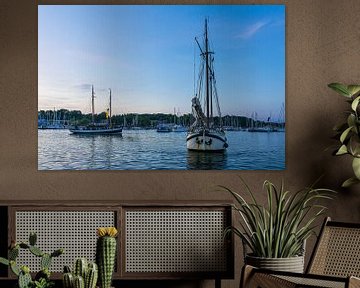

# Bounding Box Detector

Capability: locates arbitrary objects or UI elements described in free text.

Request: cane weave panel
[15,211,115,272]
[125,210,227,273]
[277,275,345,288]
[309,226,360,277]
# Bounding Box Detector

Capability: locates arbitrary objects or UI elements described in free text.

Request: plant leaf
[328,83,351,97]
[0,257,9,266]
[347,114,356,128]
[352,157,360,179]
[336,144,348,155]
[351,96,360,111]
[340,126,353,143]
[347,85,360,97]
[342,177,360,188]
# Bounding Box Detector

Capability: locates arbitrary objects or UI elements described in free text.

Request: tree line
[38,109,284,128]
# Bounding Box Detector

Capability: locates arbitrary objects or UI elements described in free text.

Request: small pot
[245,254,305,273]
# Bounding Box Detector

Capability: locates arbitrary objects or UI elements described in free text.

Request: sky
[38,5,285,121]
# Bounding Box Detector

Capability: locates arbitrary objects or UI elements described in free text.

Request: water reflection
[186,151,228,170]
[73,134,118,169]
[39,130,285,170]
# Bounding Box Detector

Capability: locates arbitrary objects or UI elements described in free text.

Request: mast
[91,85,95,124]
[109,88,112,126]
[205,19,210,128]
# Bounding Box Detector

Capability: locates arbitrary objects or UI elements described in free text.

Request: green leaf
[347,114,356,128]
[351,96,360,111]
[328,83,351,97]
[10,261,20,276]
[347,85,360,97]
[349,135,360,157]
[352,157,360,179]
[0,257,9,266]
[340,126,353,143]
[336,144,348,155]
[342,177,360,188]
[29,232,37,246]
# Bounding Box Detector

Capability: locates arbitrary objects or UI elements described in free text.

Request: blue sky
[38,5,285,121]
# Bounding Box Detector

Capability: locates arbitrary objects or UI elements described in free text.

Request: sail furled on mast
[191,18,222,130]
[187,19,228,151]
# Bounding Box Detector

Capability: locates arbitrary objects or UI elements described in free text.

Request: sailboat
[186,19,228,151]
[69,86,122,135]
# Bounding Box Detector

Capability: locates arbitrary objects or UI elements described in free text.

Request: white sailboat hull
[186,129,228,151]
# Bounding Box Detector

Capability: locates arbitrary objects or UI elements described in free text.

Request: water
[38,130,285,170]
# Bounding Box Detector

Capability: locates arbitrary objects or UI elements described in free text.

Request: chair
[241,217,360,288]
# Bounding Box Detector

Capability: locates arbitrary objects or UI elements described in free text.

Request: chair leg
[215,278,221,288]
[240,265,255,288]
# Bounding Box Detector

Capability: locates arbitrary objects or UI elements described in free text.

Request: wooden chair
[241,217,360,288]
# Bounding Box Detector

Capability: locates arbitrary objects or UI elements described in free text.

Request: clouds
[236,20,269,39]
[74,83,93,91]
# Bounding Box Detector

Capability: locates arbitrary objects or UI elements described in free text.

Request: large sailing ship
[69,86,122,135]
[186,19,228,151]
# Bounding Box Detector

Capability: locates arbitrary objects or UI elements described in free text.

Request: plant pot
[245,254,304,273]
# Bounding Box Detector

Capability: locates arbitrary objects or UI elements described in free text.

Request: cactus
[0,257,9,266]
[41,253,52,270]
[64,265,72,273]
[9,246,19,260]
[96,227,118,288]
[51,248,64,258]
[63,259,98,288]
[35,268,51,281]
[10,260,20,276]
[18,267,32,288]
[29,245,44,257]
[73,275,85,288]
[0,232,63,288]
[63,272,74,288]
[85,263,98,288]
[29,232,37,246]
[74,258,88,279]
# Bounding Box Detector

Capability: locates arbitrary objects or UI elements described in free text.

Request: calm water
[38,130,285,170]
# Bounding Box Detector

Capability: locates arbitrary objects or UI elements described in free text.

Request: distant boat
[157,123,172,132]
[248,127,273,133]
[247,112,278,132]
[172,124,187,132]
[69,86,122,135]
[186,19,228,151]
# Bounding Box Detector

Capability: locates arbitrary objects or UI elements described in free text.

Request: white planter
[245,254,305,273]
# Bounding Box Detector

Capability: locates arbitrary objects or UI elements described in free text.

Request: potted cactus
[96,227,118,288]
[0,232,63,288]
[62,258,98,288]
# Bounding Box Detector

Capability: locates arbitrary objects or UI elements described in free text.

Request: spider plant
[222,179,335,258]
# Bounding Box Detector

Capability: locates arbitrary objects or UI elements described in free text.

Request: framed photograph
[38,5,285,170]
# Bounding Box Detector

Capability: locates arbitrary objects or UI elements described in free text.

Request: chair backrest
[307,217,360,277]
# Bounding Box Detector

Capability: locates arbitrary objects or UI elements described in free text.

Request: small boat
[172,124,187,132]
[186,19,228,151]
[156,123,172,132]
[69,86,122,135]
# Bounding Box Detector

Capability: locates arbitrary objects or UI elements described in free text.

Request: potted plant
[222,179,334,273]
[0,232,63,288]
[328,83,360,187]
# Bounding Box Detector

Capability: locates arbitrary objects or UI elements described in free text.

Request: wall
[0,0,360,287]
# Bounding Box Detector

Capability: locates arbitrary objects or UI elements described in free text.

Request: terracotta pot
[245,254,305,273]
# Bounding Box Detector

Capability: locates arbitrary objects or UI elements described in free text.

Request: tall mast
[91,85,95,124]
[205,19,210,128]
[109,88,112,126]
